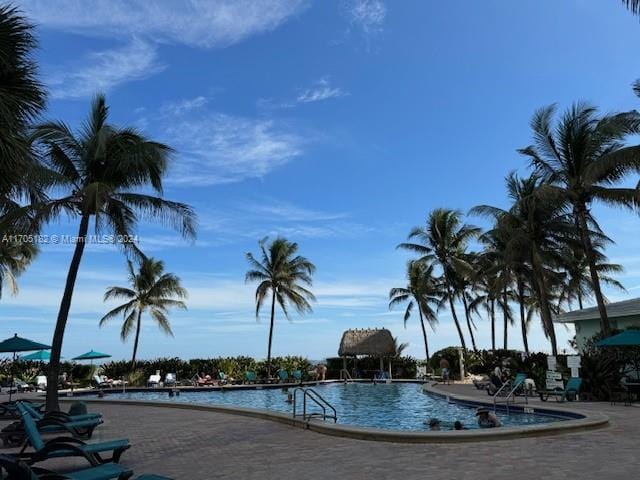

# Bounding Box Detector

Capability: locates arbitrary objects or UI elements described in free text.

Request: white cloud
[159,99,305,185]
[342,0,387,35]
[19,0,308,49]
[48,39,165,99]
[296,77,348,104]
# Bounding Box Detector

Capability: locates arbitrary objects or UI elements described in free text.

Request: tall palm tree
[0,4,46,201]
[99,258,187,369]
[389,261,443,360]
[622,1,640,15]
[519,103,640,336]
[245,237,315,377]
[399,209,480,352]
[30,95,196,410]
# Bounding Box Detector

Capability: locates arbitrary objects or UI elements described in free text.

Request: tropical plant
[29,94,196,410]
[399,208,480,351]
[0,4,46,201]
[0,233,36,299]
[245,237,316,377]
[392,337,409,357]
[389,260,443,360]
[99,258,187,370]
[519,103,640,336]
[622,0,640,15]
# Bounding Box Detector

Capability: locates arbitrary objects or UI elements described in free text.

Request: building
[555,298,640,351]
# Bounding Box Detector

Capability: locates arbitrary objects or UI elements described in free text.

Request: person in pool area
[439,357,450,383]
[476,407,501,428]
[426,418,441,430]
[453,420,466,430]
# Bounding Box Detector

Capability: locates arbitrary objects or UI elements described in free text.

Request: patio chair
[218,372,228,385]
[21,400,102,423]
[164,373,177,386]
[538,377,582,402]
[292,370,302,383]
[94,375,113,389]
[1,404,103,447]
[244,371,257,384]
[277,370,289,383]
[16,408,130,465]
[36,375,47,391]
[147,374,161,388]
[0,454,134,480]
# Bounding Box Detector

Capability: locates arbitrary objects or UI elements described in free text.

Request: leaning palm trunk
[531,249,558,356]
[461,295,477,352]
[502,283,508,350]
[46,213,89,411]
[575,204,610,335]
[417,305,430,360]
[517,281,529,354]
[131,310,143,370]
[267,289,276,377]
[446,284,467,351]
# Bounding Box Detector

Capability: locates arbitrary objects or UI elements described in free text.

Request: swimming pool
[89,382,571,432]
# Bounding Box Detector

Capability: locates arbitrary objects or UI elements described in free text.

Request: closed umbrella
[0,334,51,401]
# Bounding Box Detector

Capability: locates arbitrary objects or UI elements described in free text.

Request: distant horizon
[5,1,640,361]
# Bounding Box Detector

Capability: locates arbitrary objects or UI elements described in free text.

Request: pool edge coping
[60,382,610,444]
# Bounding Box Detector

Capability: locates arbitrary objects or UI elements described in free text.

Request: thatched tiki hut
[338,328,396,379]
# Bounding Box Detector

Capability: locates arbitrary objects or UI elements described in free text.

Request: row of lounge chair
[483,372,583,403]
[145,369,305,388]
[0,400,173,480]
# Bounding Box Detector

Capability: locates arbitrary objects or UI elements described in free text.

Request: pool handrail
[292,387,337,423]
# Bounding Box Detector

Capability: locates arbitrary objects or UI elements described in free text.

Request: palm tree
[0,234,36,299]
[519,103,640,336]
[30,95,196,410]
[245,237,316,377]
[392,337,409,357]
[0,5,46,201]
[389,261,443,360]
[399,209,480,352]
[99,258,187,369]
[622,1,640,15]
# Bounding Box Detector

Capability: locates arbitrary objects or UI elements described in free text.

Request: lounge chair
[292,370,302,383]
[218,372,228,385]
[277,370,289,383]
[36,375,47,391]
[21,400,102,423]
[164,373,177,386]
[147,374,161,388]
[0,399,44,419]
[244,371,257,384]
[94,375,113,389]
[0,454,133,480]
[538,377,582,402]
[16,407,130,465]
[1,404,103,447]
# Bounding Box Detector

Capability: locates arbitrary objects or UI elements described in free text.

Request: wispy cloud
[48,39,164,99]
[296,77,348,104]
[20,0,309,49]
[343,0,387,35]
[151,97,305,185]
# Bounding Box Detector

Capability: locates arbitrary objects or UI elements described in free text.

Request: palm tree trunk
[503,282,509,350]
[490,299,496,351]
[46,212,90,411]
[517,280,529,354]
[531,249,558,356]
[267,288,276,377]
[446,284,467,351]
[577,290,584,310]
[131,310,142,371]
[416,304,430,360]
[575,204,610,335]
[461,295,477,352]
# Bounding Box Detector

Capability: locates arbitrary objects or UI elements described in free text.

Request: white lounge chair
[35,376,47,391]
[165,373,177,386]
[147,374,161,388]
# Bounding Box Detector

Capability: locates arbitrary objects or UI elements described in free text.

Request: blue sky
[3,0,640,361]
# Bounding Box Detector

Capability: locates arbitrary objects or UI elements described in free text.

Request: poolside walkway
[2,386,639,479]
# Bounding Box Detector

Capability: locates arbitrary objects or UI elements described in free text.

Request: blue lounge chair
[0,399,43,419]
[244,371,257,384]
[21,400,102,423]
[277,370,289,383]
[292,370,302,383]
[16,409,130,465]
[0,453,132,480]
[538,377,582,402]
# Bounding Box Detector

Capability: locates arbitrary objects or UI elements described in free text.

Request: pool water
[93,382,567,432]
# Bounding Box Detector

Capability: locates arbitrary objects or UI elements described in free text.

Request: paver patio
[2,385,639,480]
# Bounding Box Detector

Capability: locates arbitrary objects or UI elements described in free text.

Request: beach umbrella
[20,350,53,361]
[595,330,640,347]
[72,350,111,362]
[0,334,51,401]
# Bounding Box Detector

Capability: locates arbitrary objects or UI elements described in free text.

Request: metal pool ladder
[292,387,338,423]
[493,379,528,414]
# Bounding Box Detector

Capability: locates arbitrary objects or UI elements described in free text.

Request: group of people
[426,407,501,431]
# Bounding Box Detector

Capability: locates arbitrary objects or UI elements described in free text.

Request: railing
[292,387,338,423]
[493,379,528,413]
[339,369,353,383]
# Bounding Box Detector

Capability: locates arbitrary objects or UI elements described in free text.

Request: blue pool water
[92,382,568,432]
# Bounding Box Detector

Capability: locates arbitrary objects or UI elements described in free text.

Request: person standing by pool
[476,407,501,428]
[439,357,450,383]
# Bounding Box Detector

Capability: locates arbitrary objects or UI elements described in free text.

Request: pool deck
[2,384,639,479]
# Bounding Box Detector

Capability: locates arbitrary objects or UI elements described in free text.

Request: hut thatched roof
[338,328,396,357]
